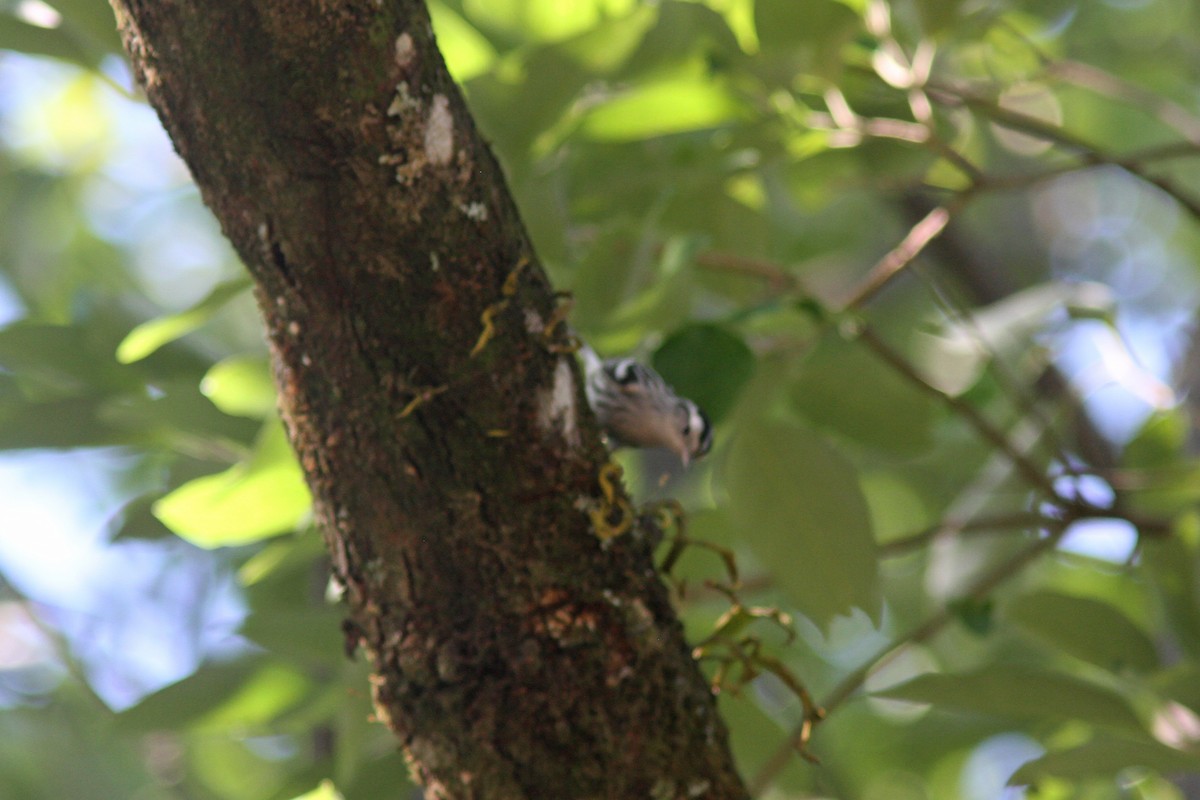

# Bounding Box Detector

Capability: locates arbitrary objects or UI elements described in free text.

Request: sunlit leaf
[116,277,252,363]
[153,418,311,547]
[878,666,1144,732]
[428,2,497,82]
[194,662,311,730]
[201,355,277,418]
[1007,590,1159,673]
[725,420,880,627]
[581,77,745,141]
[286,780,345,800]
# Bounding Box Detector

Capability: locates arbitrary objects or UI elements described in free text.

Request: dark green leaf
[948,597,994,636]
[1007,590,1159,673]
[0,15,104,70]
[117,657,267,732]
[725,420,880,627]
[878,665,1145,732]
[653,323,754,423]
[791,331,939,456]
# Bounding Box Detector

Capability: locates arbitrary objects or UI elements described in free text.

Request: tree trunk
[107,1,748,797]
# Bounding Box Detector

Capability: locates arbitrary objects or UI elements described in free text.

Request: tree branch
[107,2,747,797]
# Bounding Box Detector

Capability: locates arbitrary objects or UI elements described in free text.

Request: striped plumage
[581,347,713,467]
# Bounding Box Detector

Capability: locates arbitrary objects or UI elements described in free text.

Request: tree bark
[108,1,748,798]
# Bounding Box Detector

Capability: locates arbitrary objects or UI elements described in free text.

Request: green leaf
[116,277,252,363]
[0,322,137,397]
[1124,409,1189,468]
[428,2,497,82]
[153,418,311,547]
[581,77,745,141]
[878,665,1145,732]
[201,355,278,418]
[754,0,859,79]
[99,378,261,444]
[725,420,880,627]
[117,658,266,732]
[1142,539,1200,660]
[0,15,104,71]
[286,780,344,800]
[0,396,129,449]
[653,324,754,423]
[240,608,344,663]
[48,0,124,54]
[1007,591,1159,673]
[948,597,994,636]
[1009,734,1200,785]
[791,331,939,456]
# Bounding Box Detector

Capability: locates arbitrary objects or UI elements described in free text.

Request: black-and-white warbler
[580,344,713,467]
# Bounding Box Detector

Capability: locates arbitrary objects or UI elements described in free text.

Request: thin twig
[931,82,1200,221]
[879,510,1050,557]
[1045,60,1200,144]
[841,203,958,311]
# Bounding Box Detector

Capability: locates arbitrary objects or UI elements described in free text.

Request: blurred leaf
[1009,734,1200,785]
[0,14,104,70]
[0,321,136,397]
[99,378,261,444]
[122,657,311,735]
[1007,590,1159,673]
[556,4,656,74]
[463,0,628,43]
[581,76,745,141]
[110,493,174,540]
[153,418,311,547]
[0,395,130,449]
[286,780,344,800]
[241,609,343,663]
[1142,538,1200,660]
[117,657,267,732]
[878,666,1145,732]
[1124,409,1189,468]
[653,323,754,423]
[116,277,252,363]
[791,331,939,456]
[948,597,994,636]
[195,663,311,731]
[202,354,278,418]
[754,0,859,79]
[725,419,880,627]
[428,2,497,82]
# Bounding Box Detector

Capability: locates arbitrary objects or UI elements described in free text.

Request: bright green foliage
[4,0,1200,798]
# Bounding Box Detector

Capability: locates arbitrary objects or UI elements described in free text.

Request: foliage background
[2,0,1200,797]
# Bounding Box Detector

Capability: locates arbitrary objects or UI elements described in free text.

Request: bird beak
[679,450,690,469]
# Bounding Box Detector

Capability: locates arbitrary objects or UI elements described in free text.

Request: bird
[579,344,713,467]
